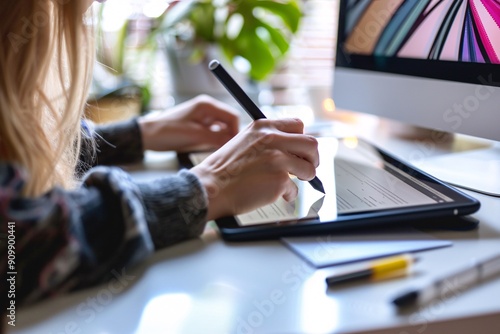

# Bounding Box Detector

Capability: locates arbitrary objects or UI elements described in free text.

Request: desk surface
[12,115,500,334]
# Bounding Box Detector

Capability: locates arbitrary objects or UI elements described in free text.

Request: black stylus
[209,59,325,194]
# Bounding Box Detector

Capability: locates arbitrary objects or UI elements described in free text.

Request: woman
[0,0,319,312]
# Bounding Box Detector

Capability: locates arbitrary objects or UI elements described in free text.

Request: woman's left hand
[138,95,240,152]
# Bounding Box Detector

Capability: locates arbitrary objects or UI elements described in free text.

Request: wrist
[137,116,160,152]
[191,165,230,221]
[137,117,150,151]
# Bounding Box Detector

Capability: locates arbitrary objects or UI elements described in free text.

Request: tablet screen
[189,137,455,227]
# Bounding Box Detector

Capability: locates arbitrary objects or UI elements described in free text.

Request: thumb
[281,178,299,202]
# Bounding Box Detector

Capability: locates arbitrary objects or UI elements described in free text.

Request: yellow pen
[325,254,418,286]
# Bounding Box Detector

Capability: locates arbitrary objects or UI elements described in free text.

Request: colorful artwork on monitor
[344,0,500,64]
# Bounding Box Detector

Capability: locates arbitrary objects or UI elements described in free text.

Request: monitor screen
[333,0,500,141]
[342,0,500,66]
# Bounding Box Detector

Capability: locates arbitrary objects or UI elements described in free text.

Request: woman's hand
[138,95,239,152]
[190,118,320,221]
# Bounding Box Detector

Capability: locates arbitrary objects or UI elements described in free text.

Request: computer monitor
[333,0,500,196]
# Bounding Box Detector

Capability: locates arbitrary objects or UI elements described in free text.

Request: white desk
[12,115,500,334]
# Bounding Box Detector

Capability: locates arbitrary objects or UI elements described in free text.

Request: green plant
[94,7,157,110]
[159,0,302,81]
[93,0,302,109]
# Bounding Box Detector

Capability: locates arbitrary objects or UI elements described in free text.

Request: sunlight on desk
[135,293,192,333]
[135,282,242,334]
[299,272,340,333]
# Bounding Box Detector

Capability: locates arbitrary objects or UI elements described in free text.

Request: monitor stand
[412,143,500,197]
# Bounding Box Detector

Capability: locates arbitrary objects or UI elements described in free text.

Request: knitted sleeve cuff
[137,169,208,249]
[90,118,144,166]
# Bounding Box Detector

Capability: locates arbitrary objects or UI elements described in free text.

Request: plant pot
[162,34,257,105]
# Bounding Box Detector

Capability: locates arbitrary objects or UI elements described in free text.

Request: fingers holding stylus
[248,119,320,181]
[209,60,325,194]
[191,117,321,220]
[269,117,306,134]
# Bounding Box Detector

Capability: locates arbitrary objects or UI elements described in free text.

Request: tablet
[178,137,480,241]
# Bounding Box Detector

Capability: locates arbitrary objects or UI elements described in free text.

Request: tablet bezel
[178,137,480,241]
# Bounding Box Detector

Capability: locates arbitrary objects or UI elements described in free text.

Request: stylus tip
[310,177,325,194]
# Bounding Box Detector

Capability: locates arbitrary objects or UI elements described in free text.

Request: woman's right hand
[190,118,320,221]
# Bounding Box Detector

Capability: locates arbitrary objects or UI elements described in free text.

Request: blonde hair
[0,0,93,196]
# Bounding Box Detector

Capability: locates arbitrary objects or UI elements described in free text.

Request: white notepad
[282,227,452,268]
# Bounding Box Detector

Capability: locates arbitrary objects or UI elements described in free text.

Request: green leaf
[140,85,152,112]
[220,0,301,80]
[225,28,276,81]
[244,0,302,32]
[114,20,130,75]
[257,19,290,55]
[190,3,216,42]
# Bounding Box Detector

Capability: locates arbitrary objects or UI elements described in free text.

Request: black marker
[209,59,325,194]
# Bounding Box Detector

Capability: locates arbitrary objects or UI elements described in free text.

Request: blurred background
[87,0,338,125]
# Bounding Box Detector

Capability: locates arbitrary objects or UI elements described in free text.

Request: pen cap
[371,254,416,279]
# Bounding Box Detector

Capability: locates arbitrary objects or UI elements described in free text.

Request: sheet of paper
[282,227,452,268]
